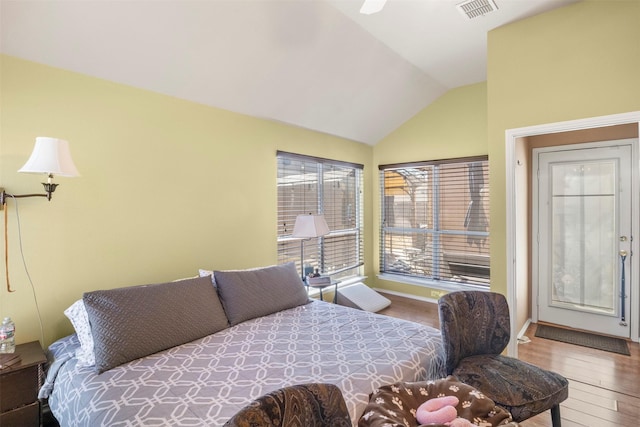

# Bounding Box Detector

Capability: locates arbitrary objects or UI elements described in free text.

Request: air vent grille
[456,0,498,19]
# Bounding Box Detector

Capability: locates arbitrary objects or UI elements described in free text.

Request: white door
[534,140,635,338]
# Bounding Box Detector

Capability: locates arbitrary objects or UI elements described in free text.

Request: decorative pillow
[358,376,514,427]
[83,276,229,373]
[214,262,309,326]
[63,299,95,367]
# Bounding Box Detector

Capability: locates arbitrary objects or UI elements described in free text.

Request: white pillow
[198,269,216,286]
[64,299,95,367]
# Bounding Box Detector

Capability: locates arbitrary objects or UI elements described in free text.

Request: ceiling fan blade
[360,0,387,15]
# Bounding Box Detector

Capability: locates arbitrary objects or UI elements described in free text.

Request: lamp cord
[4,202,15,292]
[6,196,45,346]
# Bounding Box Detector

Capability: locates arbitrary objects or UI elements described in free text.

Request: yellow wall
[487,0,640,297]
[371,0,640,302]
[0,55,373,346]
[2,0,638,347]
[370,82,488,297]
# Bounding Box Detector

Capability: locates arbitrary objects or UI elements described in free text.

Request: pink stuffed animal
[415,396,474,426]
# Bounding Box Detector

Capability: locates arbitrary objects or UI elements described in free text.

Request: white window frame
[379,156,490,290]
[277,151,364,282]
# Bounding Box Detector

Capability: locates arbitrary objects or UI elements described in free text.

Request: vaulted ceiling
[1,0,578,145]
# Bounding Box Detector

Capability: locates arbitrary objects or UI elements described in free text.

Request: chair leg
[551,403,562,427]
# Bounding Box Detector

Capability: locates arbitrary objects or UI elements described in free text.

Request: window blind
[277,151,364,280]
[379,156,490,287]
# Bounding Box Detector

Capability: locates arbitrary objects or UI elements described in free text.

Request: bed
[39,263,445,426]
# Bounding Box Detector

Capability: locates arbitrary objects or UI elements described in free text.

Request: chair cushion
[453,354,569,422]
[438,291,511,375]
[358,376,514,427]
[223,383,351,427]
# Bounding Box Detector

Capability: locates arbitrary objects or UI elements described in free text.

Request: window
[277,151,364,281]
[379,156,490,287]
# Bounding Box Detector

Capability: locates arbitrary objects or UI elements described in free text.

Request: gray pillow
[83,275,229,373]
[214,262,309,326]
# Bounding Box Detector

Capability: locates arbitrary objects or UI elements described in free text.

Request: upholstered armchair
[438,291,568,427]
[223,383,352,427]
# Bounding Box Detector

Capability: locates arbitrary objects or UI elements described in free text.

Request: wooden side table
[0,341,47,427]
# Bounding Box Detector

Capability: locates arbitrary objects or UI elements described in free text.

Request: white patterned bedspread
[43,300,445,426]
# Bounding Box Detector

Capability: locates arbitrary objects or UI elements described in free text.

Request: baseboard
[517,318,531,340]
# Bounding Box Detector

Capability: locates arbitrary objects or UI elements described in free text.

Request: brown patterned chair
[223,383,351,427]
[358,376,517,427]
[438,291,569,427]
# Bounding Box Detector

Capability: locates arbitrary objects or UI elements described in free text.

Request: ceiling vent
[456,0,499,19]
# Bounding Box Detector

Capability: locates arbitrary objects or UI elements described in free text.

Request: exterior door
[534,140,634,338]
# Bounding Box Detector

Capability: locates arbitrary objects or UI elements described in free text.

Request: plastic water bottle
[0,317,15,353]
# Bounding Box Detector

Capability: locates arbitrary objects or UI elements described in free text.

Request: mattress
[42,300,445,426]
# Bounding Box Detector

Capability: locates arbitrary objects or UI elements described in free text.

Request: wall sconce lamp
[291,214,330,281]
[0,137,79,208]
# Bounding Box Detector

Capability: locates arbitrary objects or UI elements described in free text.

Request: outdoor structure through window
[277,151,364,281]
[379,156,490,287]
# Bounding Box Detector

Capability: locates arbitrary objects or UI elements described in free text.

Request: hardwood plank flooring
[377,292,640,427]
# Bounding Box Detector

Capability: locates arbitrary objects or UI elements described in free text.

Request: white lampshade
[360,0,387,15]
[291,214,330,238]
[18,137,80,177]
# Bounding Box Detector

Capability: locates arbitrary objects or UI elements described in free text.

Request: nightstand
[0,341,47,427]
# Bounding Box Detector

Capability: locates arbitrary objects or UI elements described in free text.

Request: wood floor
[377,292,640,427]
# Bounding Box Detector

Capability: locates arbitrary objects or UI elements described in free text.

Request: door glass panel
[550,160,617,314]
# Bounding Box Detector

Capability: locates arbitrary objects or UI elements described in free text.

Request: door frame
[505,111,640,357]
